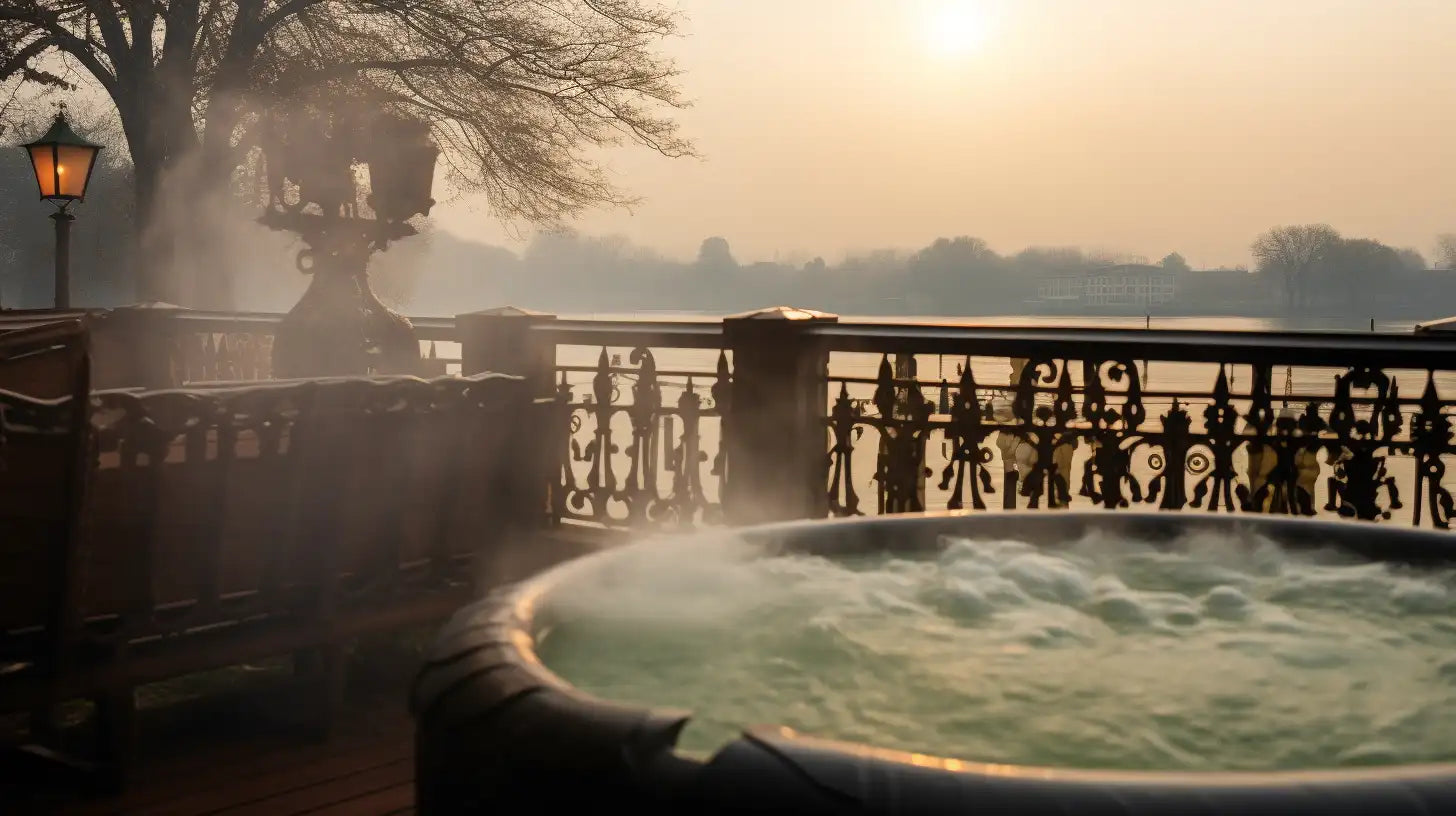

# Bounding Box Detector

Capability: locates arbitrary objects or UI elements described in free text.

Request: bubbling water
[535,529,1456,771]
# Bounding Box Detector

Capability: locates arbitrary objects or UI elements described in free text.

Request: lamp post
[22,109,102,310]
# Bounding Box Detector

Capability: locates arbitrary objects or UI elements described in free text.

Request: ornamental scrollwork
[825,354,1450,530]
[557,346,727,528]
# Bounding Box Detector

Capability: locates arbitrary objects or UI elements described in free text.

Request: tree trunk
[122,100,180,305]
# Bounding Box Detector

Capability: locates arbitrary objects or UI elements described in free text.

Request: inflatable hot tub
[412,512,1456,815]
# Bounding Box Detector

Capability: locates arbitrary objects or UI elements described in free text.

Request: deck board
[210,757,414,816]
[47,694,416,816]
[309,782,415,816]
[134,747,412,816]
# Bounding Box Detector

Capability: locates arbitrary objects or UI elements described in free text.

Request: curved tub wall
[411,589,697,812]
[413,511,1456,814]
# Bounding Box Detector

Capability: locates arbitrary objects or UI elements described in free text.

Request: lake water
[559,312,1419,332]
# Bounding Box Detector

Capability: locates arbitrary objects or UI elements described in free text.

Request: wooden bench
[3,347,550,790]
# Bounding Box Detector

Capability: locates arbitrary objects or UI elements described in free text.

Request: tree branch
[77,0,131,70]
[0,34,63,84]
[0,4,119,92]
[257,0,324,38]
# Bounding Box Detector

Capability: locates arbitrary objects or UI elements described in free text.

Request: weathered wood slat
[308,782,414,815]
[56,698,413,816]
[54,701,414,816]
[209,757,413,816]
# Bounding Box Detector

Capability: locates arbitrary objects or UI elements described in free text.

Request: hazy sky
[434,0,1456,267]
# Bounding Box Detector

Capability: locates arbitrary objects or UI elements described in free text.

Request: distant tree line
[1251,225,1430,310]
[5,153,1454,317]
[409,227,1441,318]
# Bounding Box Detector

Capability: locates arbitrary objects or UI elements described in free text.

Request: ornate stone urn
[257,106,438,378]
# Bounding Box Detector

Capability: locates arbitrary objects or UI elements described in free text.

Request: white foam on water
[534,528,1456,771]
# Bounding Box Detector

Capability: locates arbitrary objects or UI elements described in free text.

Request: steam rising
[537,529,1456,771]
[139,147,300,310]
[540,532,767,629]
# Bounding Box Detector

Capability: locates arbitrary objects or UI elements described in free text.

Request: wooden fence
[0,317,546,788]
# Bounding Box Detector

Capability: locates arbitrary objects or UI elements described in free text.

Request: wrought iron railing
[813,324,1456,529]
[536,319,730,529]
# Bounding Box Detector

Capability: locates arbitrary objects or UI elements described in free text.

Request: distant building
[1035,264,1175,308]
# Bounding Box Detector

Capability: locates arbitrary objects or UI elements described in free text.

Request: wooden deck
[2,528,608,816]
[56,734,413,815]
[9,671,418,816]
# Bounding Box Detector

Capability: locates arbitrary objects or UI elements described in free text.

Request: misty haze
[3,0,1456,323]
[6,2,1456,814]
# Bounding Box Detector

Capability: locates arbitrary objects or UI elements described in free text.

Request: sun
[923,3,990,59]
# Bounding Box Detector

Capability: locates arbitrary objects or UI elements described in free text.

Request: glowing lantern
[24,110,102,203]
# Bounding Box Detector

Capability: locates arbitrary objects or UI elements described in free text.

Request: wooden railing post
[455,306,558,395]
[456,307,560,527]
[457,308,559,393]
[91,302,188,389]
[723,306,839,525]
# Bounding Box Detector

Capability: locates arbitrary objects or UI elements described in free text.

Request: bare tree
[1396,247,1428,272]
[695,236,736,273]
[1,0,692,304]
[1437,234,1456,270]
[1159,252,1191,274]
[1321,237,1404,310]
[1250,224,1340,309]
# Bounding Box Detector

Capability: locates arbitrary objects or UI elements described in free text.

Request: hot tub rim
[416,510,1456,787]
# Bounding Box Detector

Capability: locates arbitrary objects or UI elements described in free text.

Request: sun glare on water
[923,3,990,59]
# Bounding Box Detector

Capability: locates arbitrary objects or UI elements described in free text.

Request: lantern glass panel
[28,145,56,198]
[55,144,95,198]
